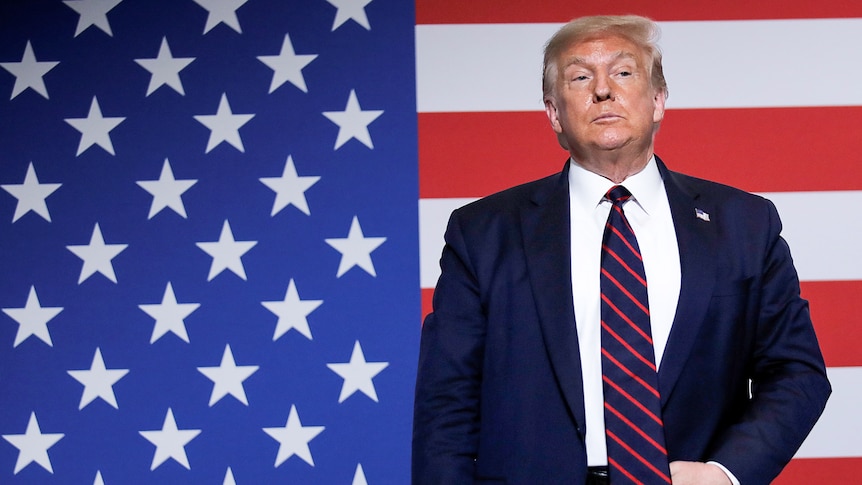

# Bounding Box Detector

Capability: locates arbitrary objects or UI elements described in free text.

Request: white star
[263,405,324,467]
[1,162,61,222]
[261,279,323,341]
[2,412,64,474]
[326,0,373,31]
[257,33,317,94]
[67,347,129,410]
[134,37,195,96]
[223,467,236,485]
[64,96,126,156]
[2,286,63,348]
[327,340,389,403]
[322,89,383,149]
[136,158,197,219]
[260,155,320,216]
[138,282,200,344]
[0,41,59,99]
[139,408,201,471]
[66,223,128,284]
[194,93,255,153]
[197,344,259,406]
[353,464,368,485]
[325,216,386,277]
[196,220,257,281]
[63,0,123,37]
[94,470,105,485]
[193,0,249,34]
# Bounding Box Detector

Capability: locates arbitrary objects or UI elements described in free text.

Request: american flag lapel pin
[695,208,710,221]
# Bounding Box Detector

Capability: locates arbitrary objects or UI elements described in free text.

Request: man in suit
[412,15,830,485]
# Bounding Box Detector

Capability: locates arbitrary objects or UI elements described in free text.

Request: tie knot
[605,185,632,205]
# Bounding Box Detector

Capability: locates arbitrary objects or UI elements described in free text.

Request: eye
[618,70,632,77]
[573,75,588,81]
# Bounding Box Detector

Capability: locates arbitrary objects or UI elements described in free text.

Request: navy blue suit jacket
[413,158,830,484]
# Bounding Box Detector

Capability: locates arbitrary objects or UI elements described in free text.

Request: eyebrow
[564,50,639,70]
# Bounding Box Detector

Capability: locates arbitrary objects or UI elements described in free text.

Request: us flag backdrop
[0,1,859,485]
[0,0,417,483]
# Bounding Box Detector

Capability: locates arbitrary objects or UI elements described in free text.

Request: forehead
[560,35,646,68]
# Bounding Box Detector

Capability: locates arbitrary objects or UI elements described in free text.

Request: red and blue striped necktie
[600,185,671,484]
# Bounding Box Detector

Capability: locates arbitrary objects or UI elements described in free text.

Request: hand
[669,461,732,485]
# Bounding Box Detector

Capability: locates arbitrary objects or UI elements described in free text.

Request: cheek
[559,88,590,112]
[631,96,658,123]
[559,98,591,128]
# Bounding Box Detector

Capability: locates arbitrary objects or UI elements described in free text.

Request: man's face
[544,35,666,158]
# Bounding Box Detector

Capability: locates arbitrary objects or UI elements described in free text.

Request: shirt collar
[568,155,663,216]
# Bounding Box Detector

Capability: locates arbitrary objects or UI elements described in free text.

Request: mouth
[593,113,622,123]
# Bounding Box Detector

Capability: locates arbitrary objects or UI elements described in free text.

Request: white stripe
[419,198,477,288]
[759,191,862,282]
[416,18,862,113]
[416,23,549,113]
[796,366,862,458]
[420,191,862,288]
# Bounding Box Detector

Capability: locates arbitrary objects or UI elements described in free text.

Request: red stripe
[607,457,640,484]
[602,348,660,398]
[657,107,862,193]
[608,221,643,262]
[802,280,862,367]
[607,430,672,483]
[419,112,565,199]
[603,375,663,426]
[418,107,862,197]
[602,251,649,294]
[774,457,862,485]
[601,293,653,344]
[421,288,433,319]
[602,320,656,372]
[416,0,862,24]
[612,204,637,235]
[602,244,646,286]
[601,268,648,315]
[606,403,667,454]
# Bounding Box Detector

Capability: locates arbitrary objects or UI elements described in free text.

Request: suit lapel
[520,163,587,435]
[655,159,719,406]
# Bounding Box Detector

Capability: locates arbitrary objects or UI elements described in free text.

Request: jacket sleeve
[412,209,486,484]
[707,199,831,484]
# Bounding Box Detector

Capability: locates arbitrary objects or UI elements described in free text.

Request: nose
[593,73,613,102]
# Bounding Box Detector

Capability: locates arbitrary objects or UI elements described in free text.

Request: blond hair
[542,15,668,99]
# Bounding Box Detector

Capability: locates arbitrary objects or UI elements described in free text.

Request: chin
[593,129,642,150]
[594,138,630,151]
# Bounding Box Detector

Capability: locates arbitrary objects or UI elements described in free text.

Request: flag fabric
[0,0,417,483]
[3,1,862,484]
[415,1,862,484]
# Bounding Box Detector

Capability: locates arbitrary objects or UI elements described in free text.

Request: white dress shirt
[567,156,681,467]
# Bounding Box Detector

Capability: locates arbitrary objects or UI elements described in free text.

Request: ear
[652,89,667,123]
[544,97,563,134]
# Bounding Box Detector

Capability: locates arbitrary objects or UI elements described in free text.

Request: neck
[571,148,653,184]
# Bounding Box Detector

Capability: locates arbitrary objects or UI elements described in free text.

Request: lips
[593,113,622,123]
